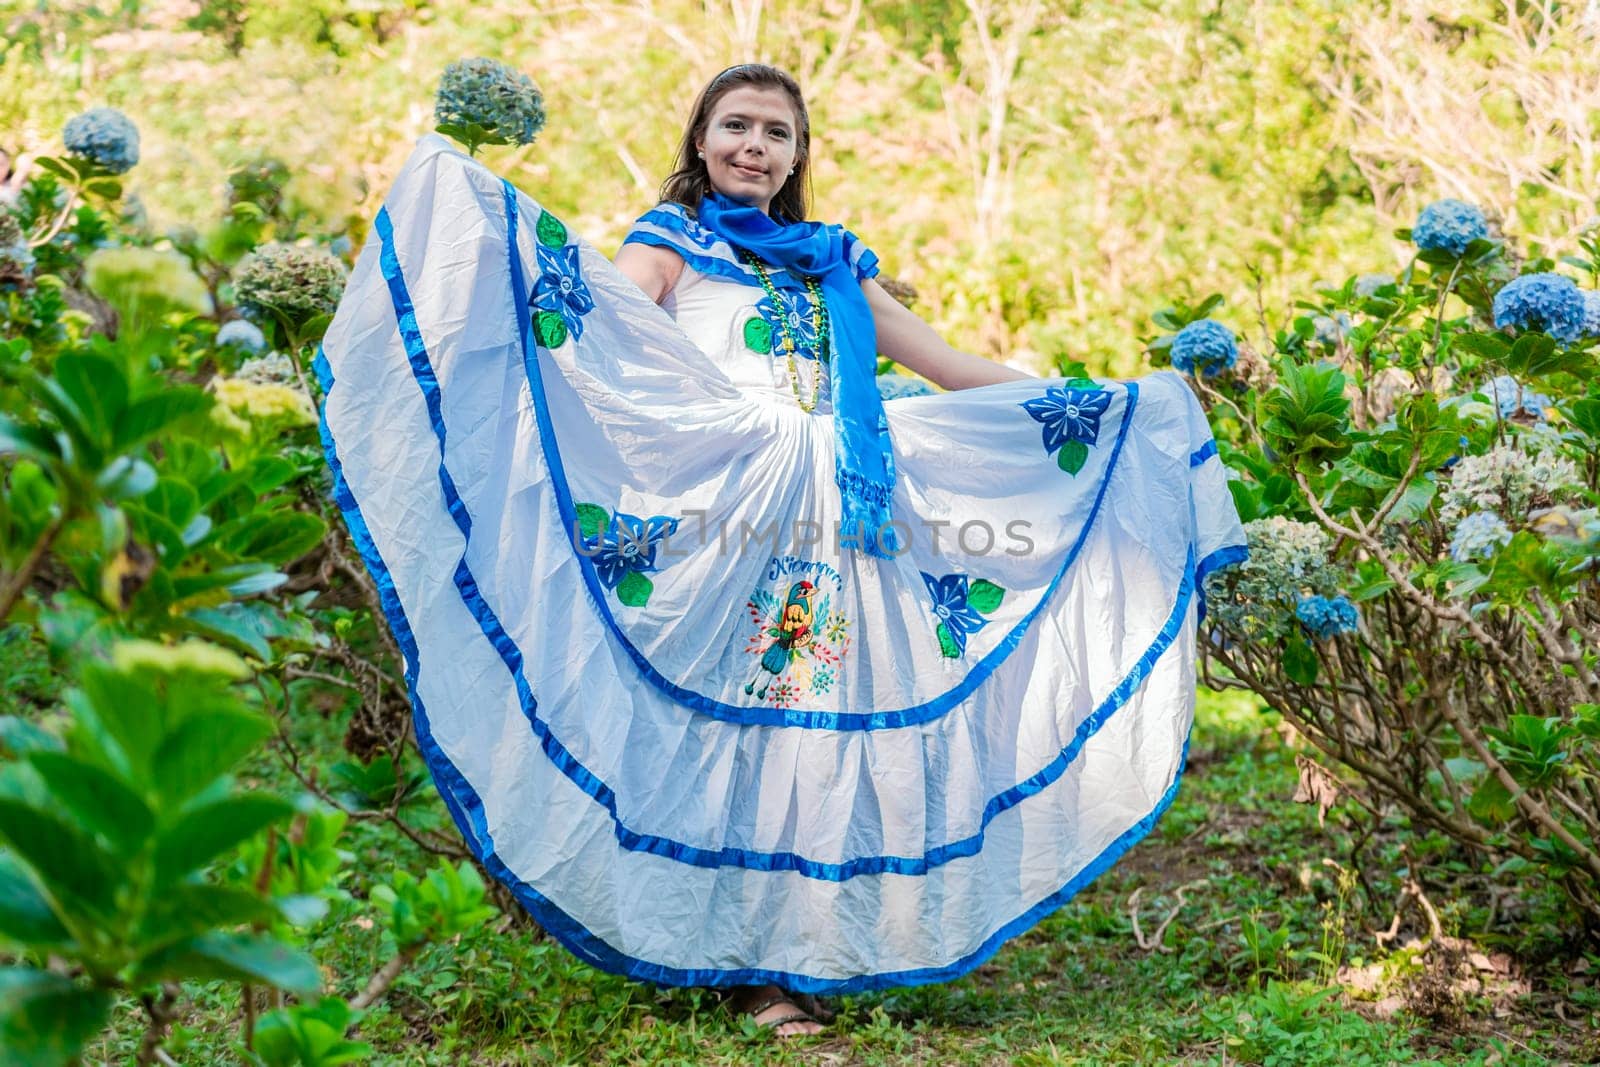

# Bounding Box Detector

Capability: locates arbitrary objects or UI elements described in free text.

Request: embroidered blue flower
[1449,511,1512,563]
[1492,272,1586,344]
[1020,385,1112,451]
[1170,319,1238,376]
[532,242,594,341]
[62,107,140,174]
[755,289,822,360]
[1295,594,1360,639]
[1413,199,1488,257]
[584,512,680,590]
[921,572,990,656]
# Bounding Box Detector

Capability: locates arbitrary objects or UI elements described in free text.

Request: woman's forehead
[707,85,799,127]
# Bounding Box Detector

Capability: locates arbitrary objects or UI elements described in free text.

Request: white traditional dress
[316,134,1247,992]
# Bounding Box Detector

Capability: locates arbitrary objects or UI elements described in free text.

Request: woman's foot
[726,983,825,1037]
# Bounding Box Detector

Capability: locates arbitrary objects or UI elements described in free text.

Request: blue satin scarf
[696,192,898,558]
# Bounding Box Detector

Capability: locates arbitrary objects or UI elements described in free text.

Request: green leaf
[26,752,154,856]
[149,710,275,809]
[0,798,119,918]
[113,390,212,452]
[967,579,1006,615]
[136,883,279,953]
[0,968,112,1067]
[216,511,327,565]
[151,792,293,887]
[743,317,772,354]
[0,717,64,758]
[1467,775,1515,823]
[534,310,567,349]
[1057,439,1089,475]
[0,853,73,948]
[1282,635,1318,685]
[615,570,653,607]
[936,622,961,658]
[135,931,321,993]
[535,211,568,249]
[1568,398,1600,440]
[1450,332,1510,362]
[573,503,610,541]
[256,997,370,1067]
[1504,332,1557,378]
[54,352,128,444]
[0,416,64,466]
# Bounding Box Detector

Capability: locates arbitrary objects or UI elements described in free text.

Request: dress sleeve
[621,202,751,286]
[843,229,880,284]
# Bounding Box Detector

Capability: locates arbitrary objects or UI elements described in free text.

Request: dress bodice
[622,200,882,415]
[662,263,835,413]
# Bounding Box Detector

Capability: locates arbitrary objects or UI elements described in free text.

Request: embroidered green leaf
[534,310,567,349]
[573,503,609,541]
[935,622,961,659]
[535,211,568,249]
[967,579,1006,615]
[616,570,653,607]
[743,317,772,354]
[1057,440,1089,475]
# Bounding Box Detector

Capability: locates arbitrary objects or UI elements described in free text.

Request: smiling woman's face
[695,85,801,216]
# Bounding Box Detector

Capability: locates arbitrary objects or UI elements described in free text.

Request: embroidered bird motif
[744,580,816,700]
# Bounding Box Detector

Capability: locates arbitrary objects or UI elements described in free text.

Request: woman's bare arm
[862,279,1034,390]
[614,242,685,305]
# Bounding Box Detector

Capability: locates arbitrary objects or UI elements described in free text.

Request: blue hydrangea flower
[1020,384,1113,451]
[877,373,934,400]
[1483,375,1549,420]
[532,242,594,341]
[434,58,546,149]
[1295,594,1360,639]
[1449,511,1512,563]
[1170,319,1238,376]
[1354,273,1395,298]
[1583,290,1600,339]
[583,512,679,590]
[216,319,267,353]
[1312,312,1351,346]
[62,107,141,175]
[920,572,990,656]
[756,289,823,360]
[1492,272,1586,343]
[1413,199,1488,257]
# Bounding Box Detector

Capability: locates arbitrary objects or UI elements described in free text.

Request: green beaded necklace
[742,251,830,413]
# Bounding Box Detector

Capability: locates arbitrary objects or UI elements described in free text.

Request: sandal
[725,984,824,1036]
[786,991,837,1024]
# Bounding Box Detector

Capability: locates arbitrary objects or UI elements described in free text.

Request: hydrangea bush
[0,104,497,1063]
[1160,201,1600,928]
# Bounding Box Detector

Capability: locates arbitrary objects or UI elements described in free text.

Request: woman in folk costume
[316,62,1247,1035]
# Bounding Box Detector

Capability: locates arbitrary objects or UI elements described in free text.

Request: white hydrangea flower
[1440,443,1582,524]
[1203,517,1344,639]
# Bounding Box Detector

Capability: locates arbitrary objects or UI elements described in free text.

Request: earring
[788,168,795,175]
[697,151,705,160]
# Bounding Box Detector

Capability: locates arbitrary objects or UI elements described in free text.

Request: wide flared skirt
[316,135,1247,992]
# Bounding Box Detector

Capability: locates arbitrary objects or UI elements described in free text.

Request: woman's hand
[861,278,1035,390]
[614,242,685,305]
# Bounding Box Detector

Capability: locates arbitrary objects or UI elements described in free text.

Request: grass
[3,627,1592,1065]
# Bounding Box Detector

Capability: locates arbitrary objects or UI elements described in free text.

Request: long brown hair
[659,64,812,223]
